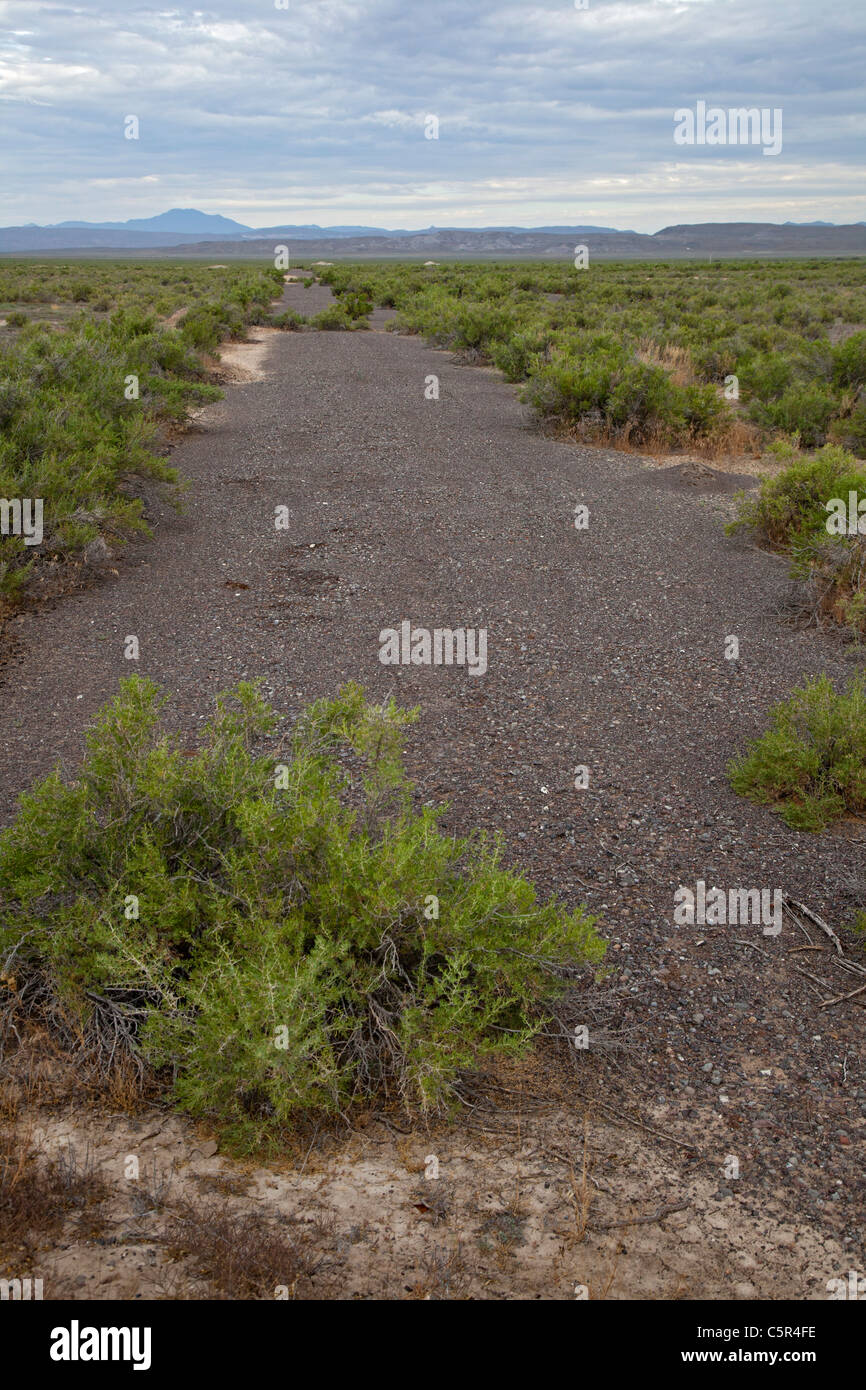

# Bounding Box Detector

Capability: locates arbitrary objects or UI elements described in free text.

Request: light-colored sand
[216,327,280,383]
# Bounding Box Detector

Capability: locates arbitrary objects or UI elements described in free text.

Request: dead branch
[782,895,843,955]
[820,981,866,1009]
[590,1200,688,1231]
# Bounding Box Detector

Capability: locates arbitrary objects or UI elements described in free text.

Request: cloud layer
[1,0,863,231]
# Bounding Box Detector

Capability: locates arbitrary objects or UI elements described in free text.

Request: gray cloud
[0,0,863,230]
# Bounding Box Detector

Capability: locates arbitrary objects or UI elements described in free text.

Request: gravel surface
[1,281,863,1277]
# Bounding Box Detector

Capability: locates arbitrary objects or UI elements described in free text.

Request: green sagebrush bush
[727,672,866,831]
[832,330,866,390]
[0,678,603,1149]
[270,309,307,331]
[726,444,866,635]
[748,382,838,448]
[521,349,721,444]
[310,303,369,331]
[727,443,866,551]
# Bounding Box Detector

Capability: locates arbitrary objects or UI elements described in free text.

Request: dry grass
[0,1019,154,1117]
[406,1242,469,1299]
[0,1123,108,1262]
[554,410,761,464]
[569,1120,594,1242]
[635,338,696,388]
[163,1196,328,1300]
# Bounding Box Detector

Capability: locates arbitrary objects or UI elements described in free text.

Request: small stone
[190,1139,218,1159]
[84,536,112,566]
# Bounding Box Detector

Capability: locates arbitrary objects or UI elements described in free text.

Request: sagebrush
[728,442,866,635]
[727,672,866,831]
[0,678,603,1148]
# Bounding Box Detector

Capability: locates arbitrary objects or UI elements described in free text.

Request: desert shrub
[833,331,866,390]
[835,394,866,456]
[340,291,373,320]
[748,382,838,447]
[271,309,307,330]
[728,673,866,831]
[0,679,603,1149]
[605,360,682,438]
[489,331,551,382]
[0,265,279,595]
[691,337,743,382]
[521,345,628,421]
[180,303,239,352]
[311,304,368,331]
[451,302,516,352]
[729,443,866,637]
[680,381,726,436]
[738,351,795,401]
[727,443,866,550]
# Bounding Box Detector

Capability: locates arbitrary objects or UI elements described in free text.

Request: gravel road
[1,282,863,1277]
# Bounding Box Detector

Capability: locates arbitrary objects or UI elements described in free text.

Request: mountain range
[2,209,865,258]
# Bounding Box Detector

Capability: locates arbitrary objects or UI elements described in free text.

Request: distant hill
[1,210,864,258]
[54,208,253,236]
[0,210,624,252]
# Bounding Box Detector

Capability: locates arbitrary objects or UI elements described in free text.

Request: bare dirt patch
[213,328,280,384]
[639,448,787,480]
[2,1047,851,1301]
[639,461,759,496]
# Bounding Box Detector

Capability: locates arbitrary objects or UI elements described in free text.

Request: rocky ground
[0,280,862,1299]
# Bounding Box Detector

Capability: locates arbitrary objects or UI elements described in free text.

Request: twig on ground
[792,965,833,999]
[782,895,843,955]
[588,1098,700,1155]
[820,981,866,1009]
[589,1200,688,1231]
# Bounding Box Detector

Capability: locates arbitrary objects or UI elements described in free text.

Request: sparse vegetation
[728,442,866,550]
[164,1196,324,1299]
[728,441,866,636]
[0,1126,107,1263]
[0,260,285,598]
[270,308,307,330]
[311,299,370,330]
[728,672,866,830]
[0,677,603,1150]
[316,258,866,454]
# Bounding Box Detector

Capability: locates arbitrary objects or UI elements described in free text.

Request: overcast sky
[1,0,864,231]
